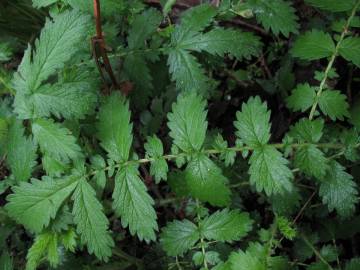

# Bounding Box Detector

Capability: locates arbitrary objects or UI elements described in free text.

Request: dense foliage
[1,0,360,269]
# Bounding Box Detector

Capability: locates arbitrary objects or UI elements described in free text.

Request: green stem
[308,0,360,120]
[196,200,208,270]
[302,235,333,270]
[89,142,359,178]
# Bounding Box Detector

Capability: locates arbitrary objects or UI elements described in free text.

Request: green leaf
[167,48,210,93]
[160,219,200,256]
[5,177,78,233]
[27,69,98,119]
[249,145,293,195]
[305,0,356,12]
[319,161,358,217]
[172,4,217,43]
[13,10,91,95]
[339,37,360,68]
[168,93,207,152]
[26,232,59,270]
[277,216,297,240]
[64,0,125,17]
[288,118,324,143]
[294,145,329,179]
[287,83,316,112]
[32,0,57,8]
[32,118,82,162]
[180,28,262,60]
[144,135,168,183]
[213,134,236,166]
[345,258,360,270]
[72,178,114,261]
[0,42,13,62]
[229,249,265,270]
[97,92,133,162]
[113,164,158,242]
[291,30,335,60]
[235,96,271,147]
[0,251,13,270]
[127,8,162,49]
[6,121,37,182]
[185,154,231,206]
[246,0,299,37]
[318,90,349,120]
[201,209,253,242]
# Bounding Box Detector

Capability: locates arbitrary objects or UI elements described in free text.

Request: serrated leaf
[6,121,37,182]
[160,219,200,256]
[294,145,329,179]
[229,249,265,270]
[145,135,168,183]
[113,164,158,242]
[318,90,349,120]
[305,0,356,12]
[13,10,91,95]
[287,83,316,112]
[201,209,253,242]
[246,0,299,37]
[64,0,125,17]
[5,177,78,233]
[289,118,324,143]
[72,178,114,261]
[291,30,335,60]
[32,118,82,162]
[32,0,57,8]
[235,96,271,147]
[249,145,293,195]
[26,232,59,270]
[168,93,207,152]
[97,92,133,162]
[185,154,231,206]
[172,4,217,43]
[27,69,98,119]
[180,28,262,60]
[319,161,358,217]
[127,8,162,49]
[339,37,360,68]
[167,48,210,93]
[0,42,13,62]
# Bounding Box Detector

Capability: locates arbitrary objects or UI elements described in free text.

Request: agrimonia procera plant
[1,0,360,269]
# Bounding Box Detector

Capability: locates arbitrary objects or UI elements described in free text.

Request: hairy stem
[196,199,208,270]
[308,0,360,120]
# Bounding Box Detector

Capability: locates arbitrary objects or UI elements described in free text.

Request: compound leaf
[246,0,299,37]
[6,121,37,182]
[287,83,316,112]
[32,118,82,162]
[201,209,253,242]
[339,37,360,68]
[305,0,356,12]
[97,92,133,162]
[249,145,293,195]
[318,90,349,120]
[5,177,78,233]
[319,161,358,218]
[72,178,114,261]
[292,30,335,60]
[294,145,329,179]
[13,10,90,94]
[235,96,271,147]
[160,219,200,256]
[168,93,207,152]
[113,164,158,242]
[185,154,231,206]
